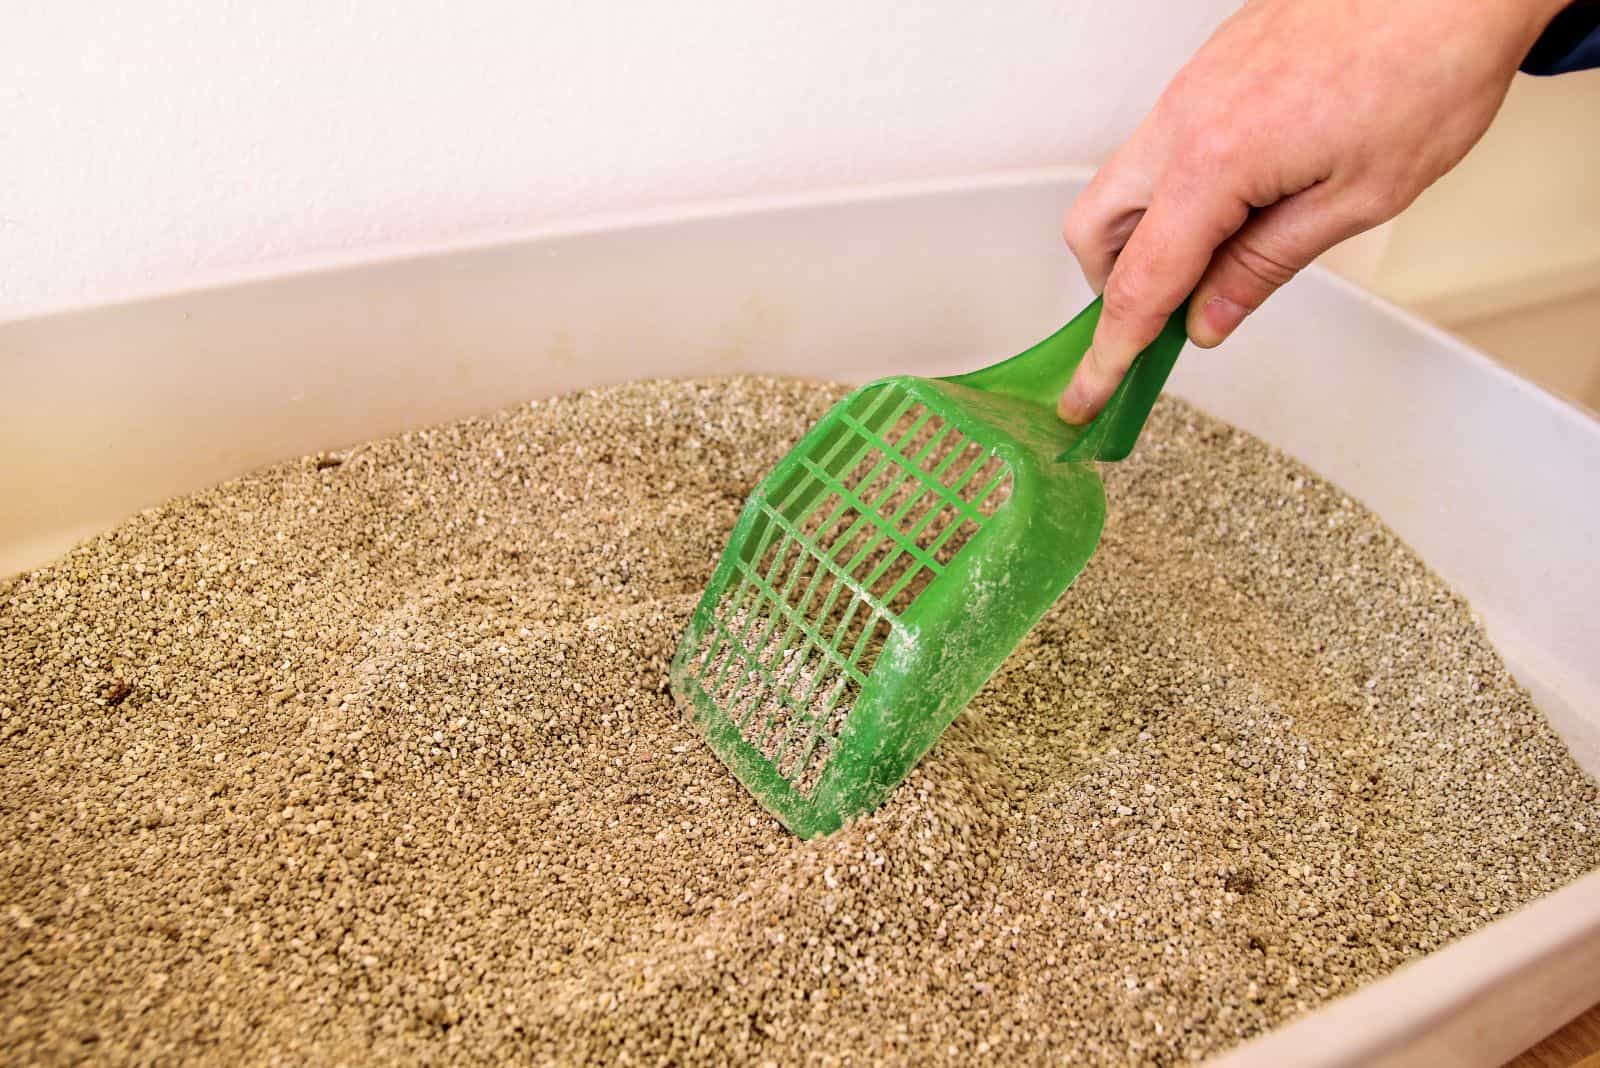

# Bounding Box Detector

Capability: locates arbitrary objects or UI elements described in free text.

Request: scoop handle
[942,297,1189,463]
[1061,301,1189,463]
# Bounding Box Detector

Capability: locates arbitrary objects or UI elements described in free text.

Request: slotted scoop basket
[671,297,1188,837]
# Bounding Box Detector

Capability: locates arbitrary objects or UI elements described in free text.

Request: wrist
[1504,0,1577,50]
[1451,0,1580,73]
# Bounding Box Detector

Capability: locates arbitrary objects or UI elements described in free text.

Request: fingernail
[1196,296,1247,345]
[1057,370,1098,426]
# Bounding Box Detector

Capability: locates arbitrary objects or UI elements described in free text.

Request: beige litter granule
[3,377,1597,1066]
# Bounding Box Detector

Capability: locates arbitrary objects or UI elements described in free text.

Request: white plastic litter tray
[3,168,1597,1067]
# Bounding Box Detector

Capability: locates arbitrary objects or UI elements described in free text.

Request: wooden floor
[1508,1004,1600,1068]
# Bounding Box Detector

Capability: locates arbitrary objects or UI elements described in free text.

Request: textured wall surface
[2,1,1230,319]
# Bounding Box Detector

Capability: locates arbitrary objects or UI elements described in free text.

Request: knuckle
[1084,343,1126,380]
[1177,126,1243,171]
[1063,190,1121,259]
[1223,239,1299,292]
[1101,269,1150,320]
[1061,203,1091,254]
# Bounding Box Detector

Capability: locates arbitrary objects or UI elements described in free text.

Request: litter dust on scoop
[2,376,1597,1065]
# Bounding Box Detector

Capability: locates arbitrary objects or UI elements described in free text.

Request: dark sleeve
[1523,0,1600,74]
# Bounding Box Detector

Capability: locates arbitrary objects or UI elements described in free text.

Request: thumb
[1186,189,1364,348]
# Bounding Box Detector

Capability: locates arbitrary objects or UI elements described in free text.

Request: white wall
[1366,70,1600,319]
[3,1,1231,320]
[10,3,1599,335]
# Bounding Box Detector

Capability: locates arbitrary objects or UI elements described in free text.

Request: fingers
[1058,178,1248,424]
[1186,188,1364,347]
[1062,137,1161,293]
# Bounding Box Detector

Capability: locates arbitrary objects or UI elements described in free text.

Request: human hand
[1057,0,1567,424]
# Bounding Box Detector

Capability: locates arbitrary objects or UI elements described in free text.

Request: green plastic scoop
[671,297,1188,838]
